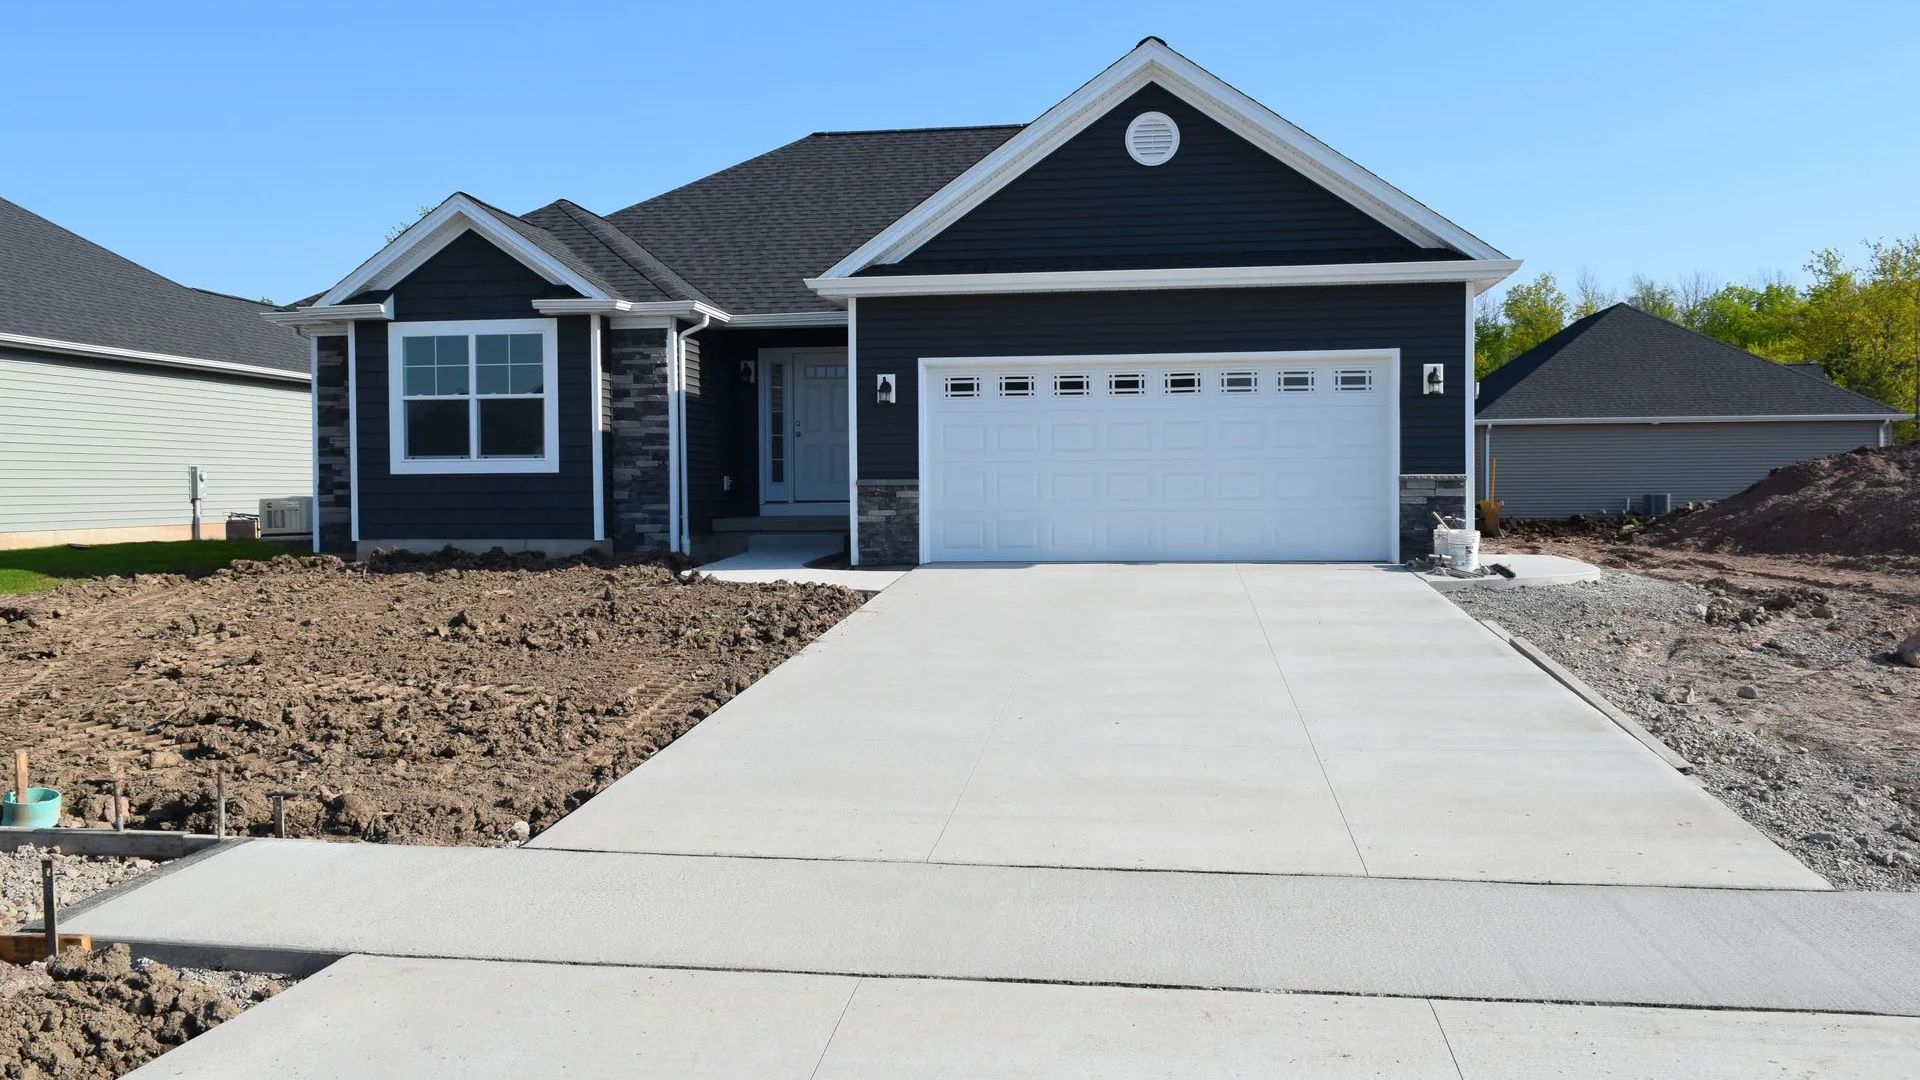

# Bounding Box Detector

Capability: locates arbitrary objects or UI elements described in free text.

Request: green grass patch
[0,539,295,595]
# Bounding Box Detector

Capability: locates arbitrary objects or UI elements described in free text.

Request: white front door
[761,348,849,505]
[921,354,1396,563]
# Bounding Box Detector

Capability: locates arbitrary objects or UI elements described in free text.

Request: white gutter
[262,297,395,330]
[1,332,311,384]
[807,259,1523,300]
[534,298,730,325]
[1477,413,1909,426]
[675,314,711,554]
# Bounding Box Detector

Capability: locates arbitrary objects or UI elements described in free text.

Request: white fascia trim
[819,40,1503,281]
[1477,413,1910,426]
[809,259,1521,299]
[727,311,849,329]
[263,298,395,331]
[534,298,732,326]
[846,297,860,566]
[317,194,612,307]
[0,331,311,384]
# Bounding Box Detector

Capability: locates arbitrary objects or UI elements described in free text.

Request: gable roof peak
[814,39,1506,282]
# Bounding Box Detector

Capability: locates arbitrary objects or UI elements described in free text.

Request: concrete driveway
[532,564,1822,889]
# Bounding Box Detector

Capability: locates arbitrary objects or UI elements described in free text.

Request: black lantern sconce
[876,373,896,405]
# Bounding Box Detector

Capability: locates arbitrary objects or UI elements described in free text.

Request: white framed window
[1164,371,1202,394]
[1334,368,1375,392]
[1053,373,1091,396]
[1220,371,1258,393]
[1279,369,1316,393]
[1108,372,1146,395]
[999,374,1036,397]
[944,375,981,398]
[388,318,560,475]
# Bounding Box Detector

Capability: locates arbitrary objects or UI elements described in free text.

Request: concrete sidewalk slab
[68,842,1920,1015]
[128,955,1920,1079]
[533,563,1822,888]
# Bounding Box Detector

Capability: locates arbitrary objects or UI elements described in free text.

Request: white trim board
[317,194,612,307]
[1476,413,1907,426]
[915,348,1401,565]
[810,259,1521,300]
[0,332,311,384]
[818,39,1504,283]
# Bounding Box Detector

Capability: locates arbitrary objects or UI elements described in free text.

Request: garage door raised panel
[923,356,1393,563]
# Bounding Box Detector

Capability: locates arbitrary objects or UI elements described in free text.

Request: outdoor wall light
[739,361,755,384]
[1423,363,1445,395]
[876,373,896,404]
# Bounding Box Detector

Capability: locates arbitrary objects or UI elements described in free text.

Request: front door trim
[759,347,851,508]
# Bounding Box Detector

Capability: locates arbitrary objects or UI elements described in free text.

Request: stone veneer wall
[857,480,919,565]
[313,334,352,553]
[606,327,671,550]
[1398,474,1468,558]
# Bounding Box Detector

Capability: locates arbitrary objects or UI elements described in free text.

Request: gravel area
[1450,572,1920,890]
[1,846,153,934]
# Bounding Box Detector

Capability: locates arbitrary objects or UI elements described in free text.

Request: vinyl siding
[856,285,1467,480]
[886,83,1434,274]
[352,231,594,541]
[0,348,310,533]
[1477,421,1886,518]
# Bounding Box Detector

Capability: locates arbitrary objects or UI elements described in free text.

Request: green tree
[1502,273,1570,357]
[1626,275,1681,321]
[1695,279,1805,359]
[1572,268,1616,318]
[1799,239,1920,440]
[1473,296,1512,378]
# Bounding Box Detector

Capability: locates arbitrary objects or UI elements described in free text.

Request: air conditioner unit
[258,497,313,537]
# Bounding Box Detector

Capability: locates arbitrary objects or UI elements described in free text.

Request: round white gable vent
[1124,111,1180,166]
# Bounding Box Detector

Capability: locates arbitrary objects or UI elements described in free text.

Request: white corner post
[1463,282,1476,531]
[846,298,860,566]
[309,334,321,553]
[589,316,606,544]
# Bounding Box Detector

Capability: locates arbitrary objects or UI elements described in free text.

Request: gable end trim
[315,194,612,307]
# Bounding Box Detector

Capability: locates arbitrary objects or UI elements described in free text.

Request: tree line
[1474,237,1920,440]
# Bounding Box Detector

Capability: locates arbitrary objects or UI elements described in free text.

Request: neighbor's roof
[604,125,1024,312]
[0,196,309,375]
[1476,303,1903,421]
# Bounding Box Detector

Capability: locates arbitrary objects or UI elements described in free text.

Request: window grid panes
[1280,370,1316,393]
[1108,372,1146,395]
[1053,374,1091,396]
[1334,368,1374,392]
[944,376,980,398]
[399,330,547,461]
[999,375,1036,397]
[1220,371,1258,393]
[1164,372,1202,394]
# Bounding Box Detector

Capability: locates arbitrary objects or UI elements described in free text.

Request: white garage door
[922,355,1395,562]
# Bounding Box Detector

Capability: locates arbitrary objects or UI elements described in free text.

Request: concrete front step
[124,954,1920,1079]
[64,840,1920,1016]
[712,514,846,534]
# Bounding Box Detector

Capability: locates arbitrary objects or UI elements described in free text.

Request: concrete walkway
[533,563,1821,889]
[130,955,1920,1079]
[67,841,1920,1015]
[698,535,908,589]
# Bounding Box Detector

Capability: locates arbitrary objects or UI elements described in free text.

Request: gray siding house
[0,198,311,549]
[270,39,1520,564]
[1475,304,1903,518]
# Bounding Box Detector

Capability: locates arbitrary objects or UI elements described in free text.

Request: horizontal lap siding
[354,231,593,540]
[856,285,1466,480]
[891,83,1427,274]
[1481,421,1886,518]
[0,348,310,533]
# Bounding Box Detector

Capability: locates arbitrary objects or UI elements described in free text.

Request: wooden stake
[112,769,126,832]
[12,750,26,806]
[214,765,227,839]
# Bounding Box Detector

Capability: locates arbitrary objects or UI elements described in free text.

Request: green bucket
[2,787,62,829]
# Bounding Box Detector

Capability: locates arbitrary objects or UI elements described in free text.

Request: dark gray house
[269,39,1519,564]
[1475,304,1903,518]
[1,197,310,549]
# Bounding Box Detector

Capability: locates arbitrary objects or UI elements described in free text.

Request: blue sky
[5,1,1914,306]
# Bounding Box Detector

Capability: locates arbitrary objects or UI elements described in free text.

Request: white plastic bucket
[1440,528,1481,572]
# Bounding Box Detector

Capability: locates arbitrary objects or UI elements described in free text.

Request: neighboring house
[0,197,311,549]
[269,39,1518,564]
[1475,304,1904,518]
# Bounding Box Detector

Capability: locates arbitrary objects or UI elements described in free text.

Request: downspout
[675,314,710,555]
[665,329,679,553]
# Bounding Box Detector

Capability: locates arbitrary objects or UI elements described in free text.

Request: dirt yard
[1455,541,1920,889]
[0,551,865,845]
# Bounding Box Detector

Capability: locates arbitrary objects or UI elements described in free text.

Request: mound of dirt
[1646,443,1920,558]
[0,553,865,845]
[0,945,280,1079]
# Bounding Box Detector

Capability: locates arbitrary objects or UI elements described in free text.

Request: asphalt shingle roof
[518,200,710,305]
[0,196,309,375]
[603,125,1024,313]
[1476,304,1902,421]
